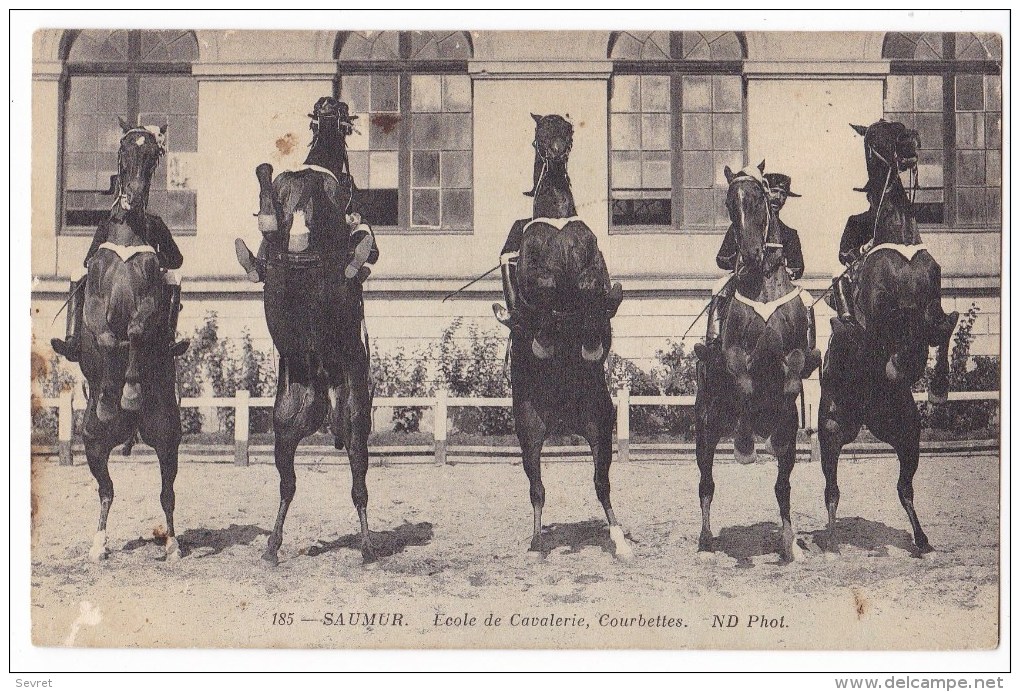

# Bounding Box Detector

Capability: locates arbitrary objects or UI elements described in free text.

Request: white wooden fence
[37,388,999,467]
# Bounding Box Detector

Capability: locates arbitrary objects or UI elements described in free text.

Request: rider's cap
[308,97,358,123]
[764,173,801,198]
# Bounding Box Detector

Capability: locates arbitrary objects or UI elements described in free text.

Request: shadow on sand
[540,519,620,557]
[304,521,434,559]
[122,523,271,559]
[715,516,917,566]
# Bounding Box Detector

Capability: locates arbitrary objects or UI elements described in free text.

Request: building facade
[31,29,1002,378]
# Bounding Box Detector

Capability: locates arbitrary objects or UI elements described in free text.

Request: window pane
[411,189,440,227]
[611,76,640,113]
[713,76,741,113]
[369,115,400,150]
[885,76,913,112]
[682,150,714,188]
[642,151,671,189]
[955,74,985,111]
[347,151,369,186]
[682,113,712,150]
[371,74,399,112]
[611,199,670,226]
[66,114,97,153]
[443,75,471,113]
[412,150,440,187]
[682,76,712,112]
[339,75,371,114]
[411,113,442,149]
[956,188,984,225]
[441,112,472,150]
[918,149,944,188]
[913,75,942,112]
[985,113,1001,149]
[714,189,730,227]
[914,112,942,151]
[168,77,198,114]
[714,150,744,188]
[683,188,715,226]
[985,75,1001,111]
[169,115,198,152]
[641,75,670,113]
[139,77,171,114]
[957,151,985,186]
[611,151,641,190]
[369,151,398,188]
[641,113,670,150]
[441,188,472,228]
[986,154,1001,187]
[441,150,471,189]
[713,113,742,150]
[411,74,442,112]
[66,152,96,190]
[67,77,99,115]
[611,113,641,150]
[956,113,985,149]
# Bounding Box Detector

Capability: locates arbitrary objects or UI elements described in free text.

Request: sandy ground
[30,453,999,650]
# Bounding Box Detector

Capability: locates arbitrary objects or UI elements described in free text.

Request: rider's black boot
[833,274,856,326]
[492,256,518,328]
[166,284,190,357]
[51,277,87,363]
[694,294,725,362]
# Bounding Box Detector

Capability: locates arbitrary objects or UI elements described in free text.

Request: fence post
[234,390,250,467]
[617,387,630,463]
[58,389,73,466]
[434,390,448,466]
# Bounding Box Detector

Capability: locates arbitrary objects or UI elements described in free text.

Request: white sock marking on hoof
[165,537,181,561]
[609,525,633,561]
[581,342,604,362]
[89,531,108,562]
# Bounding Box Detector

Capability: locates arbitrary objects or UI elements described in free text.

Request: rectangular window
[62,74,198,235]
[339,72,473,232]
[885,75,946,224]
[954,74,1000,226]
[610,73,743,232]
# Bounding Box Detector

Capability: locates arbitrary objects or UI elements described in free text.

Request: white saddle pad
[734,286,805,323]
[98,242,156,262]
[867,242,928,262]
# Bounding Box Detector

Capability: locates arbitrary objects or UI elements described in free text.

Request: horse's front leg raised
[927,305,960,404]
[122,291,158,412]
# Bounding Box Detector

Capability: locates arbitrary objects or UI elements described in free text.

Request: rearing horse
[78,121,183,562]
[817,120,960,556]
[506,114,631,561]
[693,164,820,563]
[257,98,377,565]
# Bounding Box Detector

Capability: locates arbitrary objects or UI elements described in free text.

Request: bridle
[731,173,782,275]
[864,124,920,239]
[113,126,166,215]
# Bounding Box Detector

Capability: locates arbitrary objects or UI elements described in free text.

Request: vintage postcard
[26,18,1003,654]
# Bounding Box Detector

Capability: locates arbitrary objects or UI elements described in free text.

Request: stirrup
[492,303,511,328]
[345,232,375,280]
[234,239,262,283]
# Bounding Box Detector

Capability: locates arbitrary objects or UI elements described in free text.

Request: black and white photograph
[15,9,1007,672]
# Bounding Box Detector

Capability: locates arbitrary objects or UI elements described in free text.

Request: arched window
[608,31,746,232]
[883,32,1001,228]
[335,31,473,232]
[61,30,199,235]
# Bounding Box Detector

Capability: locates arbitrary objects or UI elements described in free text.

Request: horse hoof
[531,337,554,360]
[609,525,633,562]
[784,378,803,396]
[823,419,839,433]
[581,342,604,362]
[790,542,805,562]
[362,557,380,570]
[120,383,142,411]
[96,400,118,423]
[89,532,109,562]
[261,550,279,566]
[733,447,757,465]
[885,358,901,381]
[165,537,182,562]
[697,550,716,563]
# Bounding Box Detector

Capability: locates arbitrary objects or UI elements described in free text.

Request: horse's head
[526,114,576,216]
[724,161,775,276]
[115,119,166,215]
[851,119,920,193]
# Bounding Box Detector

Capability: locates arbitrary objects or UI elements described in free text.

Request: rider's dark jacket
[84,214,184,270]
[501,218,532,256]
[716,218,805,281]
[838,210,877,267]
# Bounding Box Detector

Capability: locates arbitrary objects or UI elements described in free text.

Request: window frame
[608,31,746,236]
[58,30,199,237]
[885,32,1002,232]
[333,31,474,236]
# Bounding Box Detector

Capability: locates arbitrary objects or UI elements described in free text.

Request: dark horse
[257,98,376,565]
[818,120,960,557]
[507,114,631,560]
[693,164,821,563]
[78,121,183,561]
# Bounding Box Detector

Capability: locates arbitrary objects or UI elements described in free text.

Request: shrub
[31,350,78,443]
[651,340,699,438]
[371,345,433,432]
[437,318,513,435]
[916,303,1000,433]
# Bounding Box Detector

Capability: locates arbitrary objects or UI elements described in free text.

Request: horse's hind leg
[516,405,547,558]
[84,436,117,561]
[139,401,183,561]
[584,407,632,561]
[772,406,801,563]
[333,362,377,565]
[871,388,932,554]
[264,356,327,565]
[695,364,724,555]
